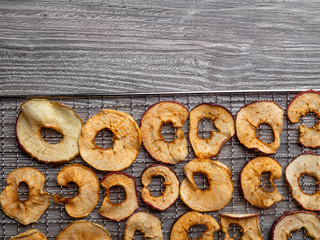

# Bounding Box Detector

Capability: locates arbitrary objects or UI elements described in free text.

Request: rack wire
[0,91,318,239]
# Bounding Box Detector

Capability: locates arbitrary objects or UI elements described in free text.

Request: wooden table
[1,0,320,96]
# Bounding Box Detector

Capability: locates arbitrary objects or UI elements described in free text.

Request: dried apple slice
[16,99,83,163]
[287,90,320,148]
[51,164,99,218]
[236,101,283,154]
[57,220,111,240]
[141,101,188,164]
[99,172,138,221]
[189,103,235,159]
[270,211,320,239]
[124,212,164,240]
[140,164,179,211]
[0,167,49,225]
[79,109,141,171]
[170,211,220,240]
[10,229,47,240]
[285,153,320,211]
[180,158,233,212]
[240,156,283,208]
[220,213,263,240]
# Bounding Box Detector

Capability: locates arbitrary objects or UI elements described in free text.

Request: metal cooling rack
[0,91,319,239]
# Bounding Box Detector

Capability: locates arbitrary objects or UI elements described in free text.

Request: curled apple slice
[124,212,164,240]
[180,158,233,212]
[170,211,220,240]
[99,172,138,221]
[271,211,320,239]
[287,90,320,148]
[16,99,83,163]
[220,214,263,240]
[189,103,235,159]
[141,101,188,164]
[236,101,283,154]
[0,167,49,225]
[285,153,320,211]
[57,220,111,240]
[140,164,179,211]
[79,109,141,171]
[51,164,99,218]
[241,156,283,208]
[11,229,47,240]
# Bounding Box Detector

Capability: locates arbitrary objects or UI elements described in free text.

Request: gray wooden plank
[0,0,320,96]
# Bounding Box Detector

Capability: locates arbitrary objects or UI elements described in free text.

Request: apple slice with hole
[141,101,189,164]
[16,99,83,163]
[11,229,47,240]
[287,90,320,148]
[236,101,283,154]
[270,211,320,240]
[189,103,235,159]
[240,156,283,208]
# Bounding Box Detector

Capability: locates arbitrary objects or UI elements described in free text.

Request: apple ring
[141,101,189,164]
[79,109,141,171]
[241,156,283,208]
[170,211,220,240]
[287,90,320,148]
[0,167,49,225]
[99,172,139,221]
[51,164,99,218]
[140,164,179,211]
[16,99,83,163]
[285,153,320,211]
[180,158,233,212]
[57,220,111,240]
[189,103,235,159]
[236,101,283,154]
[10,229,47,240]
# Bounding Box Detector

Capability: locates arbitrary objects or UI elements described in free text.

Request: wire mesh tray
[0,91,319,239]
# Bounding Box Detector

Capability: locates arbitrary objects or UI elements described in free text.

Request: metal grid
[0,92,318,239]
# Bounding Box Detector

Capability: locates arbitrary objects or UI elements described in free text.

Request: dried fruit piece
[16,99,83,163]
[124,212,164,240]
[240,156,283,208]
[140,164,179,211]
[287,90,320,148]
[141,101,188,164]
[271,211,320,239]
[220,214,263,240]
[57,220,111,240]
[11,229,47,240]
[285,153,320,211]
[0,167,49,225]
[236,101,283,154]
[51,164,99,218]
[170,211,220,240]
[189,103,235,159]
[79,109,141,171]
[99,172,138,221]
[180,158,233,212]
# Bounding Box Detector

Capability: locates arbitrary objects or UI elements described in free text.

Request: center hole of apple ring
[301,112,318,128]
[188,224,208,239]
[149,175,166,197]
[41,127,62,144]
[193,173,209,191]
[109,185,126,204]
[299,174,319,195]
[94,128,114,149]
[198,118,218,139]
[18,181,29,201]
[63,182,79,198]
[227,223,243,240]
[259,172,274,192]
[290,227,311,240]
[256,123,274,144]
[161,123,176,142]
[133,231,145,240]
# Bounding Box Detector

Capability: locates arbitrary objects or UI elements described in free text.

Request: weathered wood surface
[0,0,320,96]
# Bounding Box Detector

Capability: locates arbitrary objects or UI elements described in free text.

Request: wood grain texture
[0,0,320,96]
